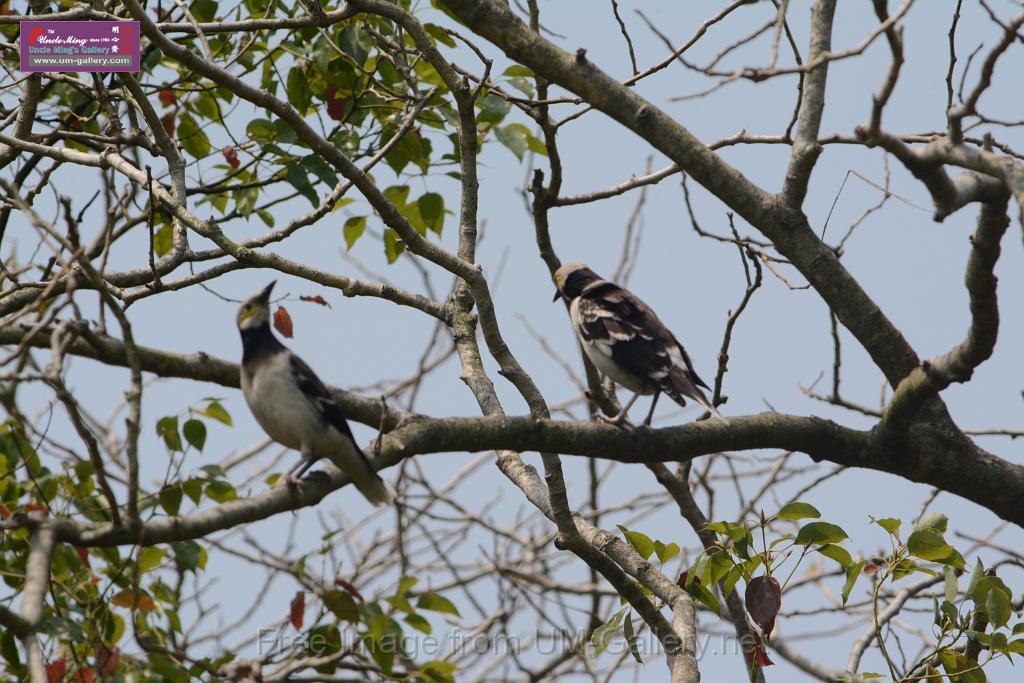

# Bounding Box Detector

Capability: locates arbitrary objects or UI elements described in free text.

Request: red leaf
[25,502,49,514]
[161,113,175,138]
[73,545,90,569]
[97,647,120,675]
[0,503,10,517]
[299,295,331,308]
[0,2,11,17]
[335,579,365,603]
[47,659,67,683]
[676,571,701,587]
[158,88,177,107]
[743,633,775,669]
[274,306,293,339]
[289,591,305,631]
[745,575,782,636]
[72,669,94,683]
[222,146,240,169]
[324,85,350,122]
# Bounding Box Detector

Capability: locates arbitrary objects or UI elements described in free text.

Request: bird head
[553,262,601,301]
[236,281,275,331]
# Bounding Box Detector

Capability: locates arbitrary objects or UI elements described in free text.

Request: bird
[236,281,395,506]
[552,262,725,427]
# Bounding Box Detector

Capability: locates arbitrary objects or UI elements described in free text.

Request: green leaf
[417,593,460,617]
[907,528,954,562]
[287,66,312,114]
[419,660,457,683]
[591,607,626,656]
[343,216,367,250]
[703,549,734,587]
[177,114,211,158]
[684,580,721,616]
[795,521,848,546]
[301,155,340,188]
[617,525,655,561]
[1,630,20,666]
[623,612,643,663]
[153,224,173,257]
[494,123,529,160]
[817,543,852,567]
[172,540,203,573]
[383,185,410,209]
[507,76,535,97]
[190,0,218,23]
[944,565,958,604]
[417,192,445,235]
[200,400,232,426]
[397,576,418,596]
[873,517,902,538]
[182,478,203,505]
[286,165,320,208]
[654,540,681,564]
[424,23,456,48]
[385,595,416,614]
[842,560,868,605]
[405,613,432,635]
[205,480,237,503]
[383,228,405,264]
[247,118,277,144]
[502,65,534,77]
[967,557,985,595]
[183,419,206,452]
[323,590,359,622]
[156,416,182,452]
[777,501,821,521]
[139,546,166,572]
[159,485,183,515]
[914,513,948,534]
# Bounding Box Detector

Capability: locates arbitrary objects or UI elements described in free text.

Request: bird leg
[595,391,641,428]
[642,391,661,427]
[275,449,317,487]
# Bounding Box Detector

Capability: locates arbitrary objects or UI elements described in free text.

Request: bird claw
[593,412,634,430]
[272,472,298,488]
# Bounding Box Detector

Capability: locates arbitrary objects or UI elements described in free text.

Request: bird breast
[241,354,322,451]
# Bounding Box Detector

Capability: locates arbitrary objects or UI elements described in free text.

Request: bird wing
[288,354,364,446]
[576,282,710,396]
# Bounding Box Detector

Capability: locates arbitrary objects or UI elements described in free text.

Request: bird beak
[552,288,562,303]
[259,281,276,302]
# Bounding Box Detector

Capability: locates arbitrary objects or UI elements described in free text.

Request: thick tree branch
[882,195,1010,431]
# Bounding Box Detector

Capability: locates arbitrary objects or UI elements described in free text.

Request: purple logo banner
[20,20,140,73]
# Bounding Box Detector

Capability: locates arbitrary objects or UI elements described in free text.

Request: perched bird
[236,282,395,506]
[553,263,725,427]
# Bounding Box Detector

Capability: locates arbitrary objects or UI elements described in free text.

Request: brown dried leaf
[336,578,365,603]
[274,306,293,338]
[161,113,175,138]
[299,295,331,308]
[47,659,67,683]
[290,591,305,631]
[325,85,350,122]
[158,88,177,107]
[745,575,782,636]
[222,146,240,169]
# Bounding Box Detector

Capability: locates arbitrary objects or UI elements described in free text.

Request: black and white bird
[236,282,395,506]
[553,263,725,427]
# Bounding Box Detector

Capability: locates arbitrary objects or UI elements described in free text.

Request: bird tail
[351,464,396,507]
[669,368,729,424]
[329,439,396,507]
